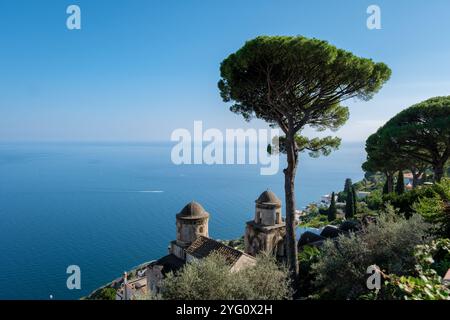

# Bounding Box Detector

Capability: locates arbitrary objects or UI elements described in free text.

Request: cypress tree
[345,188,354,219]
[339,178,353,204]
[328,192,337,221]
[396,170,405,195]
[344,178,353,194]
[352,186,358,217]
[382,179,389,194]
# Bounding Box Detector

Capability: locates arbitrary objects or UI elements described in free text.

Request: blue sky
[1,0,450,142]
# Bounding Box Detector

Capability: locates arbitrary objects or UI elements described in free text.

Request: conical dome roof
[256,190,281,206]
[176,201,209,219]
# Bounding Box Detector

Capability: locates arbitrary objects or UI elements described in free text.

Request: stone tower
[244,190,286,260]
[169,201,209,260]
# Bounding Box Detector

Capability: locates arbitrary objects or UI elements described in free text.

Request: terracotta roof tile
[186,236,244,265]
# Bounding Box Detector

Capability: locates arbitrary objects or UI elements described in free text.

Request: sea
[0,141,366,299]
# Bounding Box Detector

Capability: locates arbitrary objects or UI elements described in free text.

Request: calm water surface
[0,142,365,299]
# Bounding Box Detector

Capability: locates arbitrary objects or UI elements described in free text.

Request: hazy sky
[1,0,449,142]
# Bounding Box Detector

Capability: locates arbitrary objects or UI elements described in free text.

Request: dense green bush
[374,239,450,300]
[302,214,329,228]
[412,179,450,238]
[92,287,117,300]
[383,187,438,218]
[328,192,337,221]
[311,207,430,299]
[297,245,322,298]
[365,189,383,210]
[159,253,292,300]
[413,197,450,238]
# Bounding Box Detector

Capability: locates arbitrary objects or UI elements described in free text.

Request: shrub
[413,196,450,238]
[383,179,450,219]
[328,192,337,221]
[383,187,438,218]
[413,179,450,238]
[160,253,292,300]
[237,254,293,300]
[297,245,322,298]
[362,209,430,274]
[365,189,383,210]
[301,213,329,228]
[92,287,116,300]
[312,233,371,299]
[311,206,430,299]
[375,239,450,300]
[345,187,356,218]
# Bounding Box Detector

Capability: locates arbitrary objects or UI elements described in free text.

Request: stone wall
[176,217,209,246]
[244,222,286,259]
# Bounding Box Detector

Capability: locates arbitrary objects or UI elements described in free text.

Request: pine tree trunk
[382,172,395,194]
[283,130,299,282]
[387,172,394,193]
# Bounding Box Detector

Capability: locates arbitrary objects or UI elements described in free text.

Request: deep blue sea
[0,142,365,299]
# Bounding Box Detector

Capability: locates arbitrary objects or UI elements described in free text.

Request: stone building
[146,201,256,295]
[115,271,148,300]
[244,190,286,260]
[170,201,210,260]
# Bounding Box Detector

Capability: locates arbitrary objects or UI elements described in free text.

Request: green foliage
[383,186,439,218]
[337,178,354,203]
[219,36,391,129]
[127,271,136,280]
[363,96,450,185]
[345,186,356,218]
[337,191,346,203]
[361,172,386,192]
[344,178,353,194]
[413,197,446,234]
[434,178,450,200]
[237,255,293,300]
[363,131,400,192]
[328,192,337,221]
[312,207,430,299]
[92,287,116,300]
[355,201,373,216]
[313,233,369,299]
[375,239,450,300]
[221,237,245,251]
[272,135,341,158]
[381,179,448,221]
[300,213,329,228]
[412,179,450,237]
[298,246,322,298]
[381,273,449,300]
[377,96,450,182]
[365,189,383,210]
[160,253,292,300]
